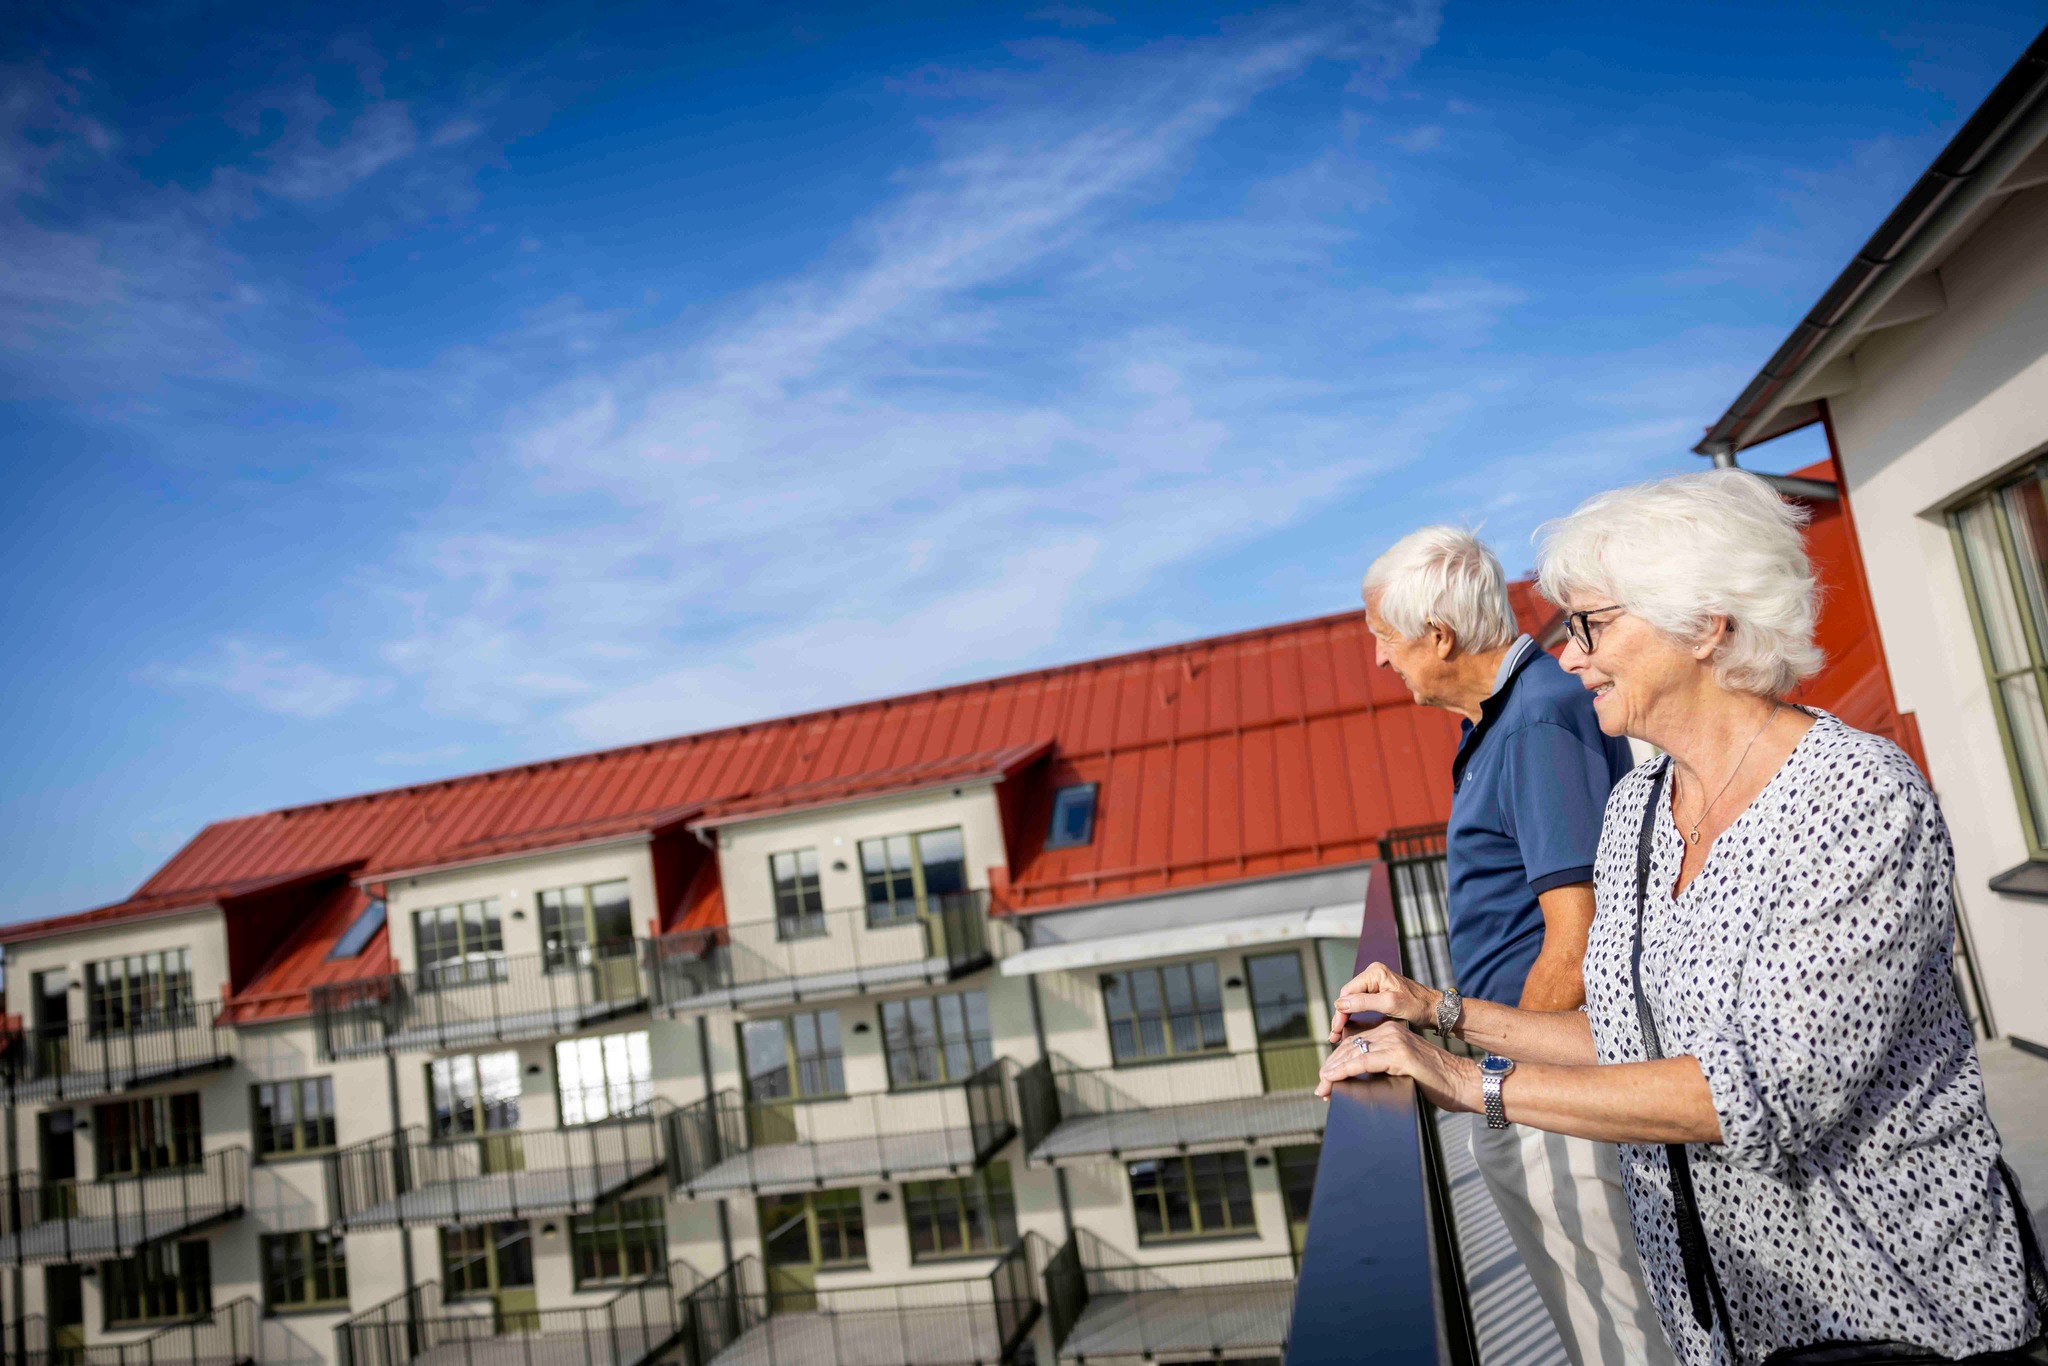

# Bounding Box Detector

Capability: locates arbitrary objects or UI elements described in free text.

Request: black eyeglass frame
[1564,605,1625,654]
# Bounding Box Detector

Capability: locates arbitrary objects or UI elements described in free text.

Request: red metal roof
[9,601,1574,1017]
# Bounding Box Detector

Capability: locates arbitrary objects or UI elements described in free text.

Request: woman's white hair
[1535,468,1823,697]
[1361,526,1518,652]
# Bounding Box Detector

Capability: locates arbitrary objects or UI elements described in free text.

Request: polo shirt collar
[1453,634,1542,787]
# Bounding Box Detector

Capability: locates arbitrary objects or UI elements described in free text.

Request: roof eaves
[688,740,1054,832]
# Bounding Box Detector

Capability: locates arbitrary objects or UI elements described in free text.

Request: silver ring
[1353,1037,1371,1056]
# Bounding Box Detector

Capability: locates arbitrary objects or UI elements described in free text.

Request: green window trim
[570,1197,667,1288]
[881,990,993,1089]
[261,1231,350,1313]
[758,1187,868,1271]
[903,1163,1017,1262]
[1127,1151,1257,1244]
[427,1051,522,1140]
[441,1222,536,1298]
[413,899,506,988]
[1101,961,1227,1065]
[95,1093,202,1179]
[538,879,634,974]
[769,849,825,940]
[103,1241,211,1329]
[85,949,194,1036]
[741,1010,844,1102]
[857,827,968,927]
[253,1078,337,1159]
[1951,464,2048,860]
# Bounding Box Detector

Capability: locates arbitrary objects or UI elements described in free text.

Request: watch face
[1480,1054,1516,1078]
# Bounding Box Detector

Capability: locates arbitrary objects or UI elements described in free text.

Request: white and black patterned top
[1583,712,2038,1364]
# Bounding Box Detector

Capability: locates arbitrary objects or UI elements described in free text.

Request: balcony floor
[8,1054,233,1104]
[414,1323,676,1366]
[682,1128,988,1198]
[1983,1038,2048,1225]
[1030,1092,1325,1165]
[704,1307,1007,1366]
[0,1201,242,1264]
[328,1001,648,1059]
[1059,1281,1293,1362]
[1435,1109,1569,1366]
[660,955,980,1017]
[348,1163,661,1227]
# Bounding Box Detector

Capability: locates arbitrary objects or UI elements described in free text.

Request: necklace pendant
[1687,829,1701,845]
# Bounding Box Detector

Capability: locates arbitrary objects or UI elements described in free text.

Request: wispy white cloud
[145,641,387,719]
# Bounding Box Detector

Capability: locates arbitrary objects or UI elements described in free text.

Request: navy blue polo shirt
[1446,635,1636,1005]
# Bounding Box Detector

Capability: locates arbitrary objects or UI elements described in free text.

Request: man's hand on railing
[1314,1019,1480,1112]
[1325,960,1440,1037]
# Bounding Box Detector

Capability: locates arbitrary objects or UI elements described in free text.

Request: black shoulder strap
[1631,760,1744,1362]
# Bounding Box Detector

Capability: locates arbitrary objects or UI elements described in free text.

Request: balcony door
[740,1012,842,1147]
[758,1188,865,1313]
[36,1110,78,1219]
[32,969,68,1080]
[1246,951,1319,1093]
[45,1264,83,1359]
[442,1221,537,1332]
[539,880,636,1003]
[858,827,966,928]
[429,1052,524,1174]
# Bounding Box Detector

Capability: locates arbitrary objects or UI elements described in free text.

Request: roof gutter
[1696,28,2048,461]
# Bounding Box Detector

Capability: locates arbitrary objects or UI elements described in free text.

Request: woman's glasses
[1564,605,1625,653]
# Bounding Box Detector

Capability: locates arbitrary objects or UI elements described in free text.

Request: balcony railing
[0,1004,234,1104]
[0,1296,258,1366]
[336,1264,699,1366]
[666,1059,1017,1198]
[677,1237,1046,1366]
[311,944,648,1060]
[0,1148,248,1266]
[1039,1230,1296,1365]
[645,892,1013,1016]
[329,1112,673,1228]
[1016,1047,1327,1166]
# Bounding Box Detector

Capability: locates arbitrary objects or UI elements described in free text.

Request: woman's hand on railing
[1315,1020,1479,1110]
[1326,961,1440,1039]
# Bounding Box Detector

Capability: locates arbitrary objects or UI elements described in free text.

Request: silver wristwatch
[1480,1054,1515,1129]
[1434,988,1464,1038]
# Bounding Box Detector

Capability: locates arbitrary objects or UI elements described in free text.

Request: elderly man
[1357,526,1668,1366]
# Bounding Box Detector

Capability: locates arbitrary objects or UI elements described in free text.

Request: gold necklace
[1683,704,1779,845]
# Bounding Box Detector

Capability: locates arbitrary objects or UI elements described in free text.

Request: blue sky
[4,0,2042,925]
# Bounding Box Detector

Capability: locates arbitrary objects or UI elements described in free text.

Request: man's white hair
[1535,467,1823,697]
[1361,526,1518,652]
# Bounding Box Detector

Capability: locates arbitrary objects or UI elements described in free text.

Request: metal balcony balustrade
[677,1237,1046,1366]
[665,1058,1017,1198]
[644,892,1015,1016]
[0,1004,234,1104]
[311,944,648,1060]
[1041,1230,1297,1365]
[336,1263,700,1366]
[0,1148,248,1266]
[1015,1048,1327,1167]
[328,1111,674,1228]
[0,1297,258,1366]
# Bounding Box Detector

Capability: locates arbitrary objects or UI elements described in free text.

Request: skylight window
[1046,783,1099,849]
[327,899,387,961]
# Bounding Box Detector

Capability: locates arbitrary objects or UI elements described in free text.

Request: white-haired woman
[1319,469,2044,1364]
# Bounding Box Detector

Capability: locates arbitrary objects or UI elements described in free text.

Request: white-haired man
[1355,526,1670,1366]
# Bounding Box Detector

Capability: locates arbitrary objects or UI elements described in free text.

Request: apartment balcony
[1041,1231,1296,1365]
[0,1004,234,1104]
[677,1239,1045,1366]
[311,945,649,1060]
[1,1296,258,1366]
[1016,1047,1326,1167]
[328,1113,673,1228]
[644,892,1014,1017]
[666,1060,1017,1198]
[335,1265,696,1366]
[0,1149,248,1266]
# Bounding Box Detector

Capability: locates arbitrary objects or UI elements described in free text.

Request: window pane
[1246,952,1310,1044]
[589,880,632,944]
[916,828,967,898]
[1047,784,1098,848]
[2002,673,2048,849]
[1960,499,2033,672]
[743,1020,791,1099]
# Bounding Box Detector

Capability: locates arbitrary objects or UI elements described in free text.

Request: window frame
[903,1163,1017,1262]
[857,827,968,927]
[413,899,506,988]
[757,1187,868,1271]
[880,990,993,1089]
[441,1221,536,1299]
[1045,783,1099,849]
[1951,458,2048,860]
[102,1240,211,1329]
[740,1010,845,1102]
[569,1197,667,1288]
[426,1051,522,1141]
[1126,1151,1258,1245]
[768,848,826,941]
[84,949,194,1036]
[555,1031,653,1125]
[94,1092,203,1178]
[261,1230,350,1314]
[538,880,635,975]
[1100,960,1229,1066]
[252,1078,337,1160]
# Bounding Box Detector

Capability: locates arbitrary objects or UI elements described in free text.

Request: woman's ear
[1694,614,1732,659]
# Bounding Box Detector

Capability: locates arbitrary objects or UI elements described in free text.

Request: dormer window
[1046,783,1099,849]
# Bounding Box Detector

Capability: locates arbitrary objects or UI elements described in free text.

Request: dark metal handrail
[328,1111,674,1228]
[0,1148,249,1266]
[5,1296,257,1366]
[311,943,648,1059]
[666,1058,1016,1195]
[679,1238,1048,1366]
[644,891,1014,1015]
[0,1003,234,1103]
[336,1262,703,1366]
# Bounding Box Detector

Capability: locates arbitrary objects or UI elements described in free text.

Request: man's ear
[1432,622,1457,661]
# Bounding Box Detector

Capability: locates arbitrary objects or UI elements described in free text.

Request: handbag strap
[1632,759,1744,1362]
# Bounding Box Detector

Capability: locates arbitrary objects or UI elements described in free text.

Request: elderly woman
[1319,469,2043,1364]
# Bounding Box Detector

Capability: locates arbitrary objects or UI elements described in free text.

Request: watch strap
[1483,1069,1509,1129]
